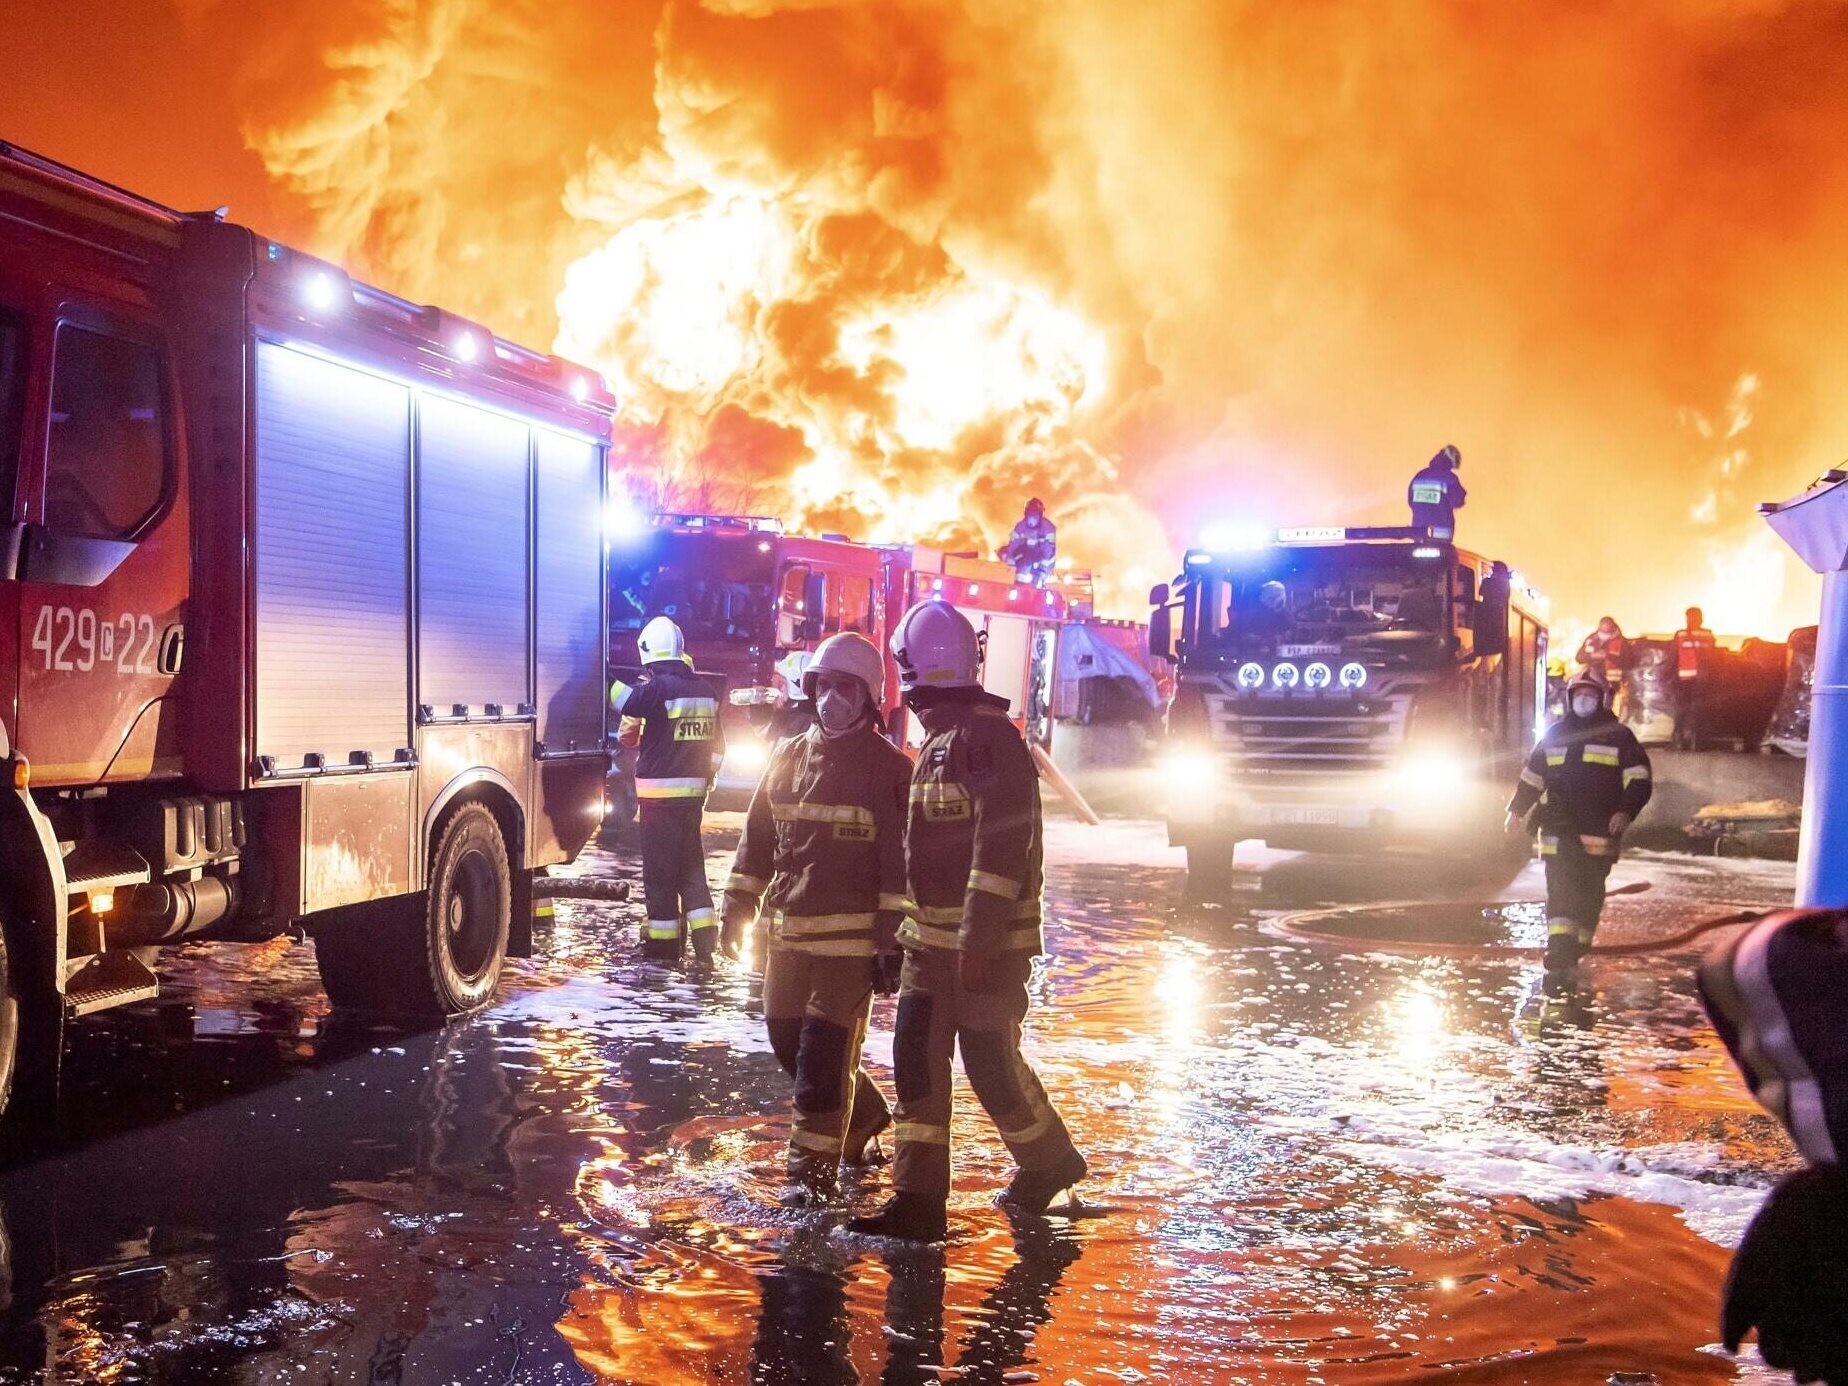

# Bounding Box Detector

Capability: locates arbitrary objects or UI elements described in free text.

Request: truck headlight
[728,737,770,776]
[1304,662,1332,690]
[1272,661,1300,690]
[1235,662,1265,691]
[1339,662,1368,690]
[1160,748,1216,794]
[1398,748,1471,793]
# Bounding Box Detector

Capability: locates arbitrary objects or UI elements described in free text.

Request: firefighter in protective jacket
[1407,444,1467,538]
[611,617,726,964]
[721,632,912,1204]
[1505,669,1653,973]
[848,599,1085,1243]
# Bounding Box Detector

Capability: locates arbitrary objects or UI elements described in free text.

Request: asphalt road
[0,816,1802,1384]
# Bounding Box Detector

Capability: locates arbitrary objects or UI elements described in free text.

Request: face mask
[817,686,867,734]
[1571,694,1601,719]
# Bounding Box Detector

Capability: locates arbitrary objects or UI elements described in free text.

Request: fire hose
[1270,881,1764,959]
[533,876,632,902]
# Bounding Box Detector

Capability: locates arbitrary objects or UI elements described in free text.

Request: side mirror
[1149,604,1174,661]
[1149,582,1170,607]
[1473,579,1510,657]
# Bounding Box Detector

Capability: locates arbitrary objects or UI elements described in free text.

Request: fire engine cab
[1151,524,1548,886]
[0,144,613,1112]
[608,516,1066,798]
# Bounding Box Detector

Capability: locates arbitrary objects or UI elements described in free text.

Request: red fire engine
[0,144,614,1111]
[607,515,1069,797]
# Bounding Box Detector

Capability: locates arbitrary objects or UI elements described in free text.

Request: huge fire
[7,0,1847,631]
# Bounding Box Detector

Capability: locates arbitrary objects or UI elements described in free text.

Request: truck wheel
[1186,840,1235,899]
[421,803,512,1014]
[314,803,511,1017]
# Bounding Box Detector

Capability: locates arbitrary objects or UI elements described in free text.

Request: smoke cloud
[228,0,1848,631]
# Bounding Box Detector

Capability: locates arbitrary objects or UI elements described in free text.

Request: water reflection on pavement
[0,819,1802,1384]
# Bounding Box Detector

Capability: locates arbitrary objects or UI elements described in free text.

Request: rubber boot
[846,1191,948,1243]
[688,926,718,974]
[779,1153,839,1209]
[996,1149,1088,1215]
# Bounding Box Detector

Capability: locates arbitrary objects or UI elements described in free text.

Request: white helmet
[890,599,981,691]
[775,650,813,701]
[638,615,687,666]
[805,631,886,705]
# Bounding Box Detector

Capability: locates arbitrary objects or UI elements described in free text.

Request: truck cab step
[62,842,152,895]
[63,950,160,1017]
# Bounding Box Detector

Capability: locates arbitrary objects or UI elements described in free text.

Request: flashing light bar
[1275,526,1347,544]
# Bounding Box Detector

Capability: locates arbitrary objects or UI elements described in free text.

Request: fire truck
[607,516,1067,798]
[0,144,613,1111]
[1150,524,1548,884]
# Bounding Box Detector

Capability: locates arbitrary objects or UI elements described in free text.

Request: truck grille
[1200,687,1412,803]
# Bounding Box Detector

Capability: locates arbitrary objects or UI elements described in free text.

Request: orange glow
[10,0,1848,627]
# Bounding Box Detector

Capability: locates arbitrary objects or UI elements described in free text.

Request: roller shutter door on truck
[417,394,530,714]
[533,428,604,754]
[253,342,412,770]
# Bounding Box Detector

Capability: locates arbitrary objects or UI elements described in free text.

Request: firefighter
[1576,616,1628,681]
[848,599,1085,1242]
[1407,444,1466,539]
[766,650,820,742]
[1674,605,1717,750]
[1576,616,1629,716]
[1504,669,1653,975]
[610,617,726,966]
[720,632,912,1204]
[998,498,1058,587]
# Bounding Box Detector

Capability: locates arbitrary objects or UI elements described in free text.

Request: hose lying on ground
[533,876,632,902]
[1271,881,1762,959]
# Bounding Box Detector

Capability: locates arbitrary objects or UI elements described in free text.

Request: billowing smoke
[234,0,1848,632]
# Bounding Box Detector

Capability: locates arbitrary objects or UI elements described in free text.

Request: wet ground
[0,817,1804,1385]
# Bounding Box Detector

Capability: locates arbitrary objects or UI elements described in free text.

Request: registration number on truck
[1269,806,1338,827]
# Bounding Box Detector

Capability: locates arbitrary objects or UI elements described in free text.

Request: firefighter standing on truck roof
[998,498,1058,588]
[1407,444,1466,539]
[720,633,911,1206]
[611,617,726,966]
[848,599,1086,1243]
[1504,669,1653,976]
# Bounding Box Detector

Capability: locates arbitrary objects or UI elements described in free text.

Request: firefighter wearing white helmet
[722,631,911,1203]
[611,616,726,965]
[850,600,1085,1241]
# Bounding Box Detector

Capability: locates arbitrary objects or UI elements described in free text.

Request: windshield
[1191,547,1451,652]
[610,533,776,645]
[0,311,23,521]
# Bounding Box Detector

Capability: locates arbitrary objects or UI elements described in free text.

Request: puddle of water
[0,824,1798,1383]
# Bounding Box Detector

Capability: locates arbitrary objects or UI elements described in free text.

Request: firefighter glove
[872,949,904,997]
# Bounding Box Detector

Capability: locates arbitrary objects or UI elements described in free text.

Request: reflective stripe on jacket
[726,722,913,955]
[903,691,1044,955]
[611,663,725,799]
[1508,710,1652,846]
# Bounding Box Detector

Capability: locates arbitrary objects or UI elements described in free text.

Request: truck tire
[314,803,511,1018]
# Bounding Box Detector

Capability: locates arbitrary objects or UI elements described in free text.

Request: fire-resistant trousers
[638,801,716,955]
[1544,837,1614,970]
[760,946,890,1170]
[891,946,1078,1199]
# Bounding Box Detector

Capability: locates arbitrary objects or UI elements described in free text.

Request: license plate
[1270,806,1338,827]
[1278,644,1340,658]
